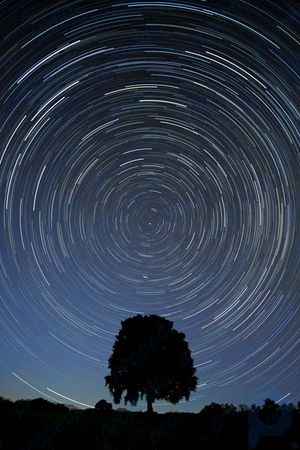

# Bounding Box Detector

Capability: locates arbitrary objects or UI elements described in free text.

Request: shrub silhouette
[105,314,198,413]
[95,399,113,413]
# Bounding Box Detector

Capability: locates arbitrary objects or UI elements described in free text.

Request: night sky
[0,0,299,412]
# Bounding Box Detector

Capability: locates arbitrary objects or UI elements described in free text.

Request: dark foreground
[0,397,299,449]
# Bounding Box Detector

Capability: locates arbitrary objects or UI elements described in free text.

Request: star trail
[0,0,299,412]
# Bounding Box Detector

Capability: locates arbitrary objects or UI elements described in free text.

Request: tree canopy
[105,314,198,413]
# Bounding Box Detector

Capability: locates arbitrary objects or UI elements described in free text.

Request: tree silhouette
[105,314,198,413]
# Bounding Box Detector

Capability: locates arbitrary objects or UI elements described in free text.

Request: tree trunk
[147,398,153,414]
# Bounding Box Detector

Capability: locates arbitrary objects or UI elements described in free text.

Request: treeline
[0,396,299,449]
[0,396,69,414]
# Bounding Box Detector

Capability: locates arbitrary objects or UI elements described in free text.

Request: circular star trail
[0,0,299,410]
